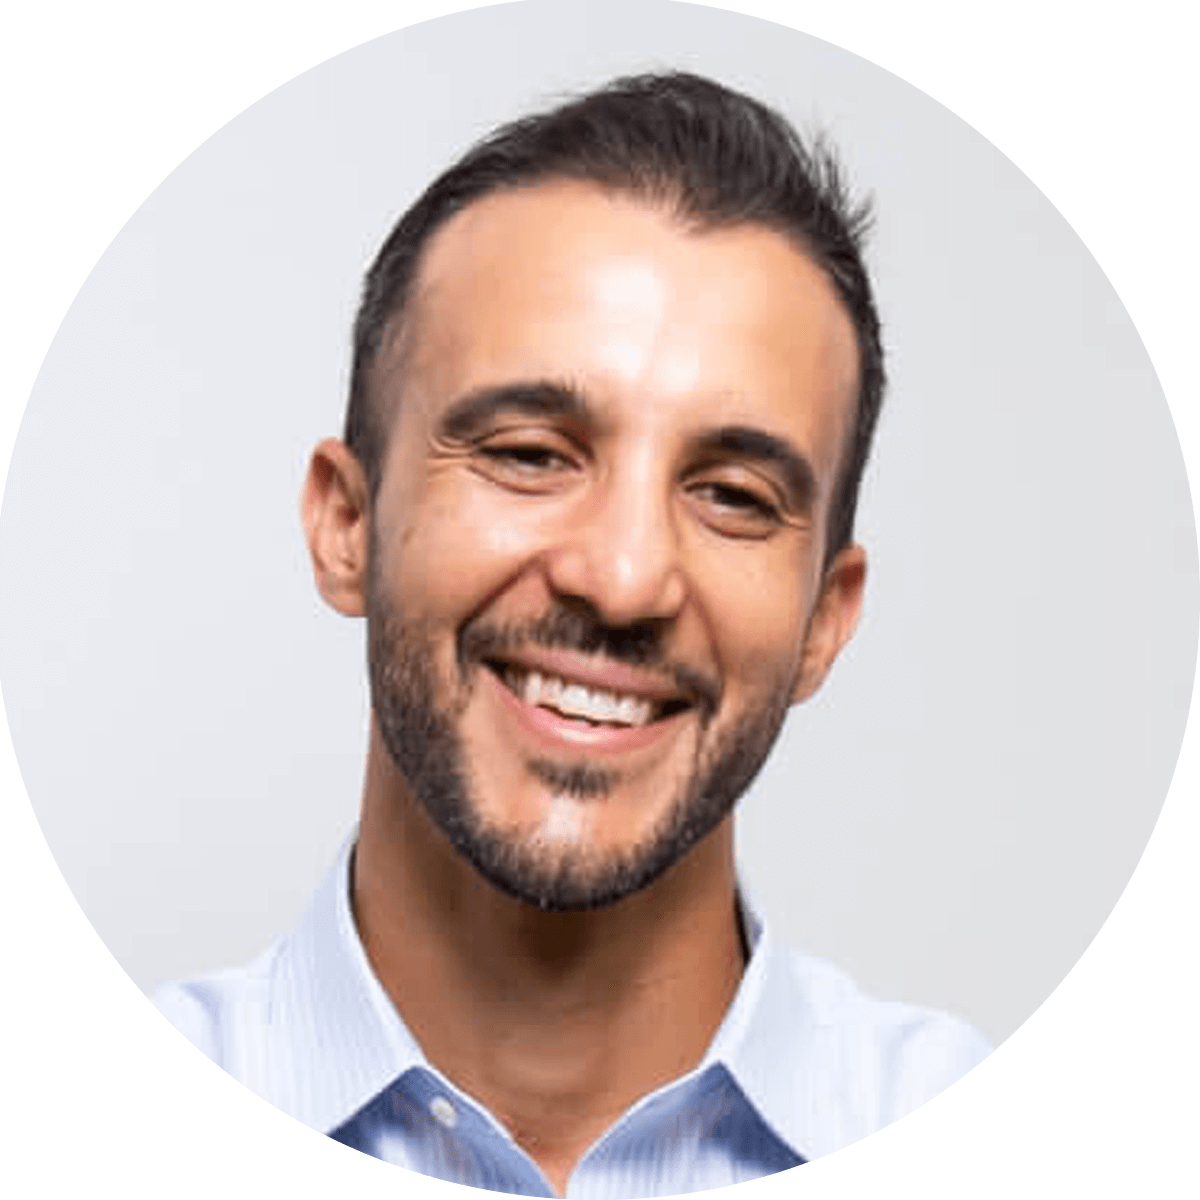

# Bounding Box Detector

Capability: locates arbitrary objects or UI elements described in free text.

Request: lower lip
[485,667,689,755]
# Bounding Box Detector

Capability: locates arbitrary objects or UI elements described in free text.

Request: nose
[542,465,687,628]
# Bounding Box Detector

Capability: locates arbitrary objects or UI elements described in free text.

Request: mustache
[458,603,721,717]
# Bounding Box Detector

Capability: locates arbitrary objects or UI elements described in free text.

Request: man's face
[363,181,862,910]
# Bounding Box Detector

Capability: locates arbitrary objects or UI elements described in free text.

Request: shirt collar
[703,879,821,1161]
[261,831,820,1159]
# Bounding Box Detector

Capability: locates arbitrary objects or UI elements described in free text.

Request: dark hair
[345,71,884,562]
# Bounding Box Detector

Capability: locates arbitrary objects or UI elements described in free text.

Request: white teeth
[513,668,655,726]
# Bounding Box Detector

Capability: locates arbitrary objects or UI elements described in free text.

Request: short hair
[345,71,884,563]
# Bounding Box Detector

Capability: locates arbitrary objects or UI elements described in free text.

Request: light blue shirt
[155,835,990,1197]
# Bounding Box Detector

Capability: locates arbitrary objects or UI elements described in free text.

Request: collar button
[430,1095,458,1128]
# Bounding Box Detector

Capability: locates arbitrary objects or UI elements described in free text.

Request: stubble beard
[366,569,796,912]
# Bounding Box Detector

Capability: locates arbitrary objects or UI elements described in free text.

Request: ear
[791,544,867,705]
[301,438,371,618]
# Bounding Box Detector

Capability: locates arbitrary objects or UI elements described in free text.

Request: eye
[701,482,776,514]
[688,479,784,537]
[480,443,571,470]
[472,432,582,491]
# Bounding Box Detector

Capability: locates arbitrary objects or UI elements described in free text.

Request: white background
[2,0,1192,1050]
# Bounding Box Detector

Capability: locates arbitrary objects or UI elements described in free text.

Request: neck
[353,723,746,1195]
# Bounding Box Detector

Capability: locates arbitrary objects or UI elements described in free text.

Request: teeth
[512,668,656,726]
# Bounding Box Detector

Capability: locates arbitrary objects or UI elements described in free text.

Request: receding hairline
[359,175,864,475]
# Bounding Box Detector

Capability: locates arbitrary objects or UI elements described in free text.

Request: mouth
[485,660,693,730]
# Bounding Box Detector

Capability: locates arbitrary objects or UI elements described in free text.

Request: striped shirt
[155,834,990,1197]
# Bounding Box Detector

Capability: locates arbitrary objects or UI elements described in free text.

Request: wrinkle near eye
[427,431,475,460]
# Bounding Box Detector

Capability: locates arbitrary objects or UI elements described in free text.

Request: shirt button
[430,1096,458,1128]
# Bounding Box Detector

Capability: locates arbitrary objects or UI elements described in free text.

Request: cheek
[697,547,814,683]
[385,482,552,620]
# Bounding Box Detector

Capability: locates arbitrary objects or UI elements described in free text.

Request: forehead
[391,181,859,474]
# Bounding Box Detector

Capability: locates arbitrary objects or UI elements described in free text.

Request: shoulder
[783,948,991,1132]
[151,940,283,1072]
[790,949,991,1065]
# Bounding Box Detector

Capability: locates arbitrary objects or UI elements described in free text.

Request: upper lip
[485,646,694,706]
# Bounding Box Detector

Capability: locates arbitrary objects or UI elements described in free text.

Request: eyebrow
[437,381,593,441]
[437,382,817,512]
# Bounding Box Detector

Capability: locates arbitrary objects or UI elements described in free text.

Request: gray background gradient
[1,0,1194,1048]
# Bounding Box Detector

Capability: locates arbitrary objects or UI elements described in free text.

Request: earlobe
[301,438,371,618]
[791,544,867,705]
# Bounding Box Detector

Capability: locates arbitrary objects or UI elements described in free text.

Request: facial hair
[367,574,796,912]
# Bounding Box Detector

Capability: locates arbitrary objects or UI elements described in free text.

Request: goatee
[366,565,794,911]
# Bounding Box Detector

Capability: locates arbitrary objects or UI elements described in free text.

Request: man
[155,73,989,1197]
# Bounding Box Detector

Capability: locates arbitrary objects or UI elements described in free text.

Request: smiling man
[155,73,989,1197]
